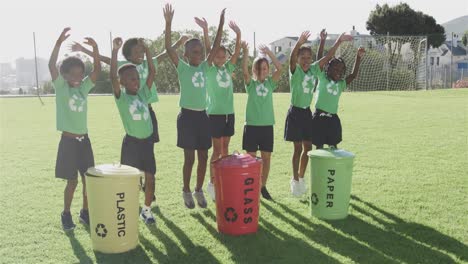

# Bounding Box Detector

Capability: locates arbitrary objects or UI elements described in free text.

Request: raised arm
[289,31,311,74]
[259,44,283,82]
[228,21,242,65]
[141,39,156,89]
[110,37,123,99]
[195,17,211,58]
[206,8,226,65]
[241,41,251,84]
[346,47,365,85]
[83,37,101,83]
[49,27,70,81]
[316,29,327,60]
[318,33,353,70]
[163,3,178,66]
[156,35,189,62]
[70,42,111,65]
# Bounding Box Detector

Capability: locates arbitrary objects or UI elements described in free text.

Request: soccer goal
[333,35,428,91]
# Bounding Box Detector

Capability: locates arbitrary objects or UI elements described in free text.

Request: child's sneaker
[261,186,273,200]
[183,191,195,209]
[61,211,76,231]
[140,207,156,225]
[193,190,208,208]
[290,178,302,197]
[207,182,216,202]
[79,209,90,225]
[298,177,307,195]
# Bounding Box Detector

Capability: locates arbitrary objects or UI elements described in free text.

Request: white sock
[298,178,305,183]
[142,205,151,212]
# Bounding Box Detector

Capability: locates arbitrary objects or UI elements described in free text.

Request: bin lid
[86,164,142,178]
[213,152,262,168]
[307,148,355,160]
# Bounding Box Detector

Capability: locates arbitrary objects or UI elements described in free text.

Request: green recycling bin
[86,164,142,253]
[308,148,355,220]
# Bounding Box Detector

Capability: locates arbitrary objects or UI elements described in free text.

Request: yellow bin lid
[86,164,142,178]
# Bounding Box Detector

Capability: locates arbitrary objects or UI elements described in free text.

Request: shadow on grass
[348,195,467,262]
[66,231,93,264]
[93,245,152,264]
[191,209,341,263]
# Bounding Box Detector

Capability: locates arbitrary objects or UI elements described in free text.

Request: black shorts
[209,114,235,138]
[148,105,160,143]
[242,125,274,152]
[55,134,95,180]
[311,109,342,147]
[121,134,156,175]
[177,108,212,150]
[284,105,313,142]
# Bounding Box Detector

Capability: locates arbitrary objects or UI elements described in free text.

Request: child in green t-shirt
[164,4,225,209]
[195,17,242,201]
[286,29,326,197]
[49,28,101,231]
[311,42,365,149]
[110,37,157,225]
[241,42,283,200]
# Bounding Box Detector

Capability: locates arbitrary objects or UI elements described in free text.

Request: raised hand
[57,27,71,43]
[229,21,240,34]
[337,32,353,42]
[258,44,271,56]
[163,3,174,23]
[137,38,148,51]
[241,41,249,51]
[194,17,208,30]
[357,47,366,58]
[69,42,83,52]
[113,37,123,51]
[219,8,226,24]
[320,29,327,40]
[298,31,311,46]
[83,37,97,48]
[180,35,190,44]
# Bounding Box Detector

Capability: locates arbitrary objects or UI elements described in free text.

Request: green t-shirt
[118,58,159,104]
[206,62,236,114]
[115,84,153,139]
[245,77,277,126]
[289,62,320,108]
[177,58,208,109]
[54,74,94,134]
[314,69,347,114]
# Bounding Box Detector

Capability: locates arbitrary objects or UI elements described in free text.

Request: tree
[462,31,468,46]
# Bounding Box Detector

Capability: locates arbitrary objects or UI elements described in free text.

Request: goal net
[333,35,427,91]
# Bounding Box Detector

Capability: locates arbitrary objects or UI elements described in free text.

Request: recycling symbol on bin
[224,207,238,222]
[95,223,108,238]
[311,193,319,205]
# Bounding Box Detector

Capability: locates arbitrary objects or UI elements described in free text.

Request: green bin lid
[307,148,355,160]
[86,164,142,178]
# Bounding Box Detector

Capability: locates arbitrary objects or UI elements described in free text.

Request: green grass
[1,90,467,264]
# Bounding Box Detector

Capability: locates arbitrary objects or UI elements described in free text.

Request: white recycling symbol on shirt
[256,83,268,97]
[129,98,149,121]
[68,94,85,112]
[302,74,315,94]
[216,68,231,88]
[192,71,205,88]
[326,81,339,96]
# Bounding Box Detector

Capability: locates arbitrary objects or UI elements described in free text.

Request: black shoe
[79,209,90,225]
[261,187,273,200]
[61,211,76,231]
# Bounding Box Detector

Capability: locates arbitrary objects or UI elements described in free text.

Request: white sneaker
[290,178,302,197]
[207,182,216,202]
[140,207,156,224]
[298,177,307,195]
[193,189,208,208]
[183,191,195,209]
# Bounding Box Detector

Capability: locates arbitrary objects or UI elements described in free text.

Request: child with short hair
[194,17,242,201]
[311,45,365,149]
[241,42,283,200]
[164,4,225,209]
[285,30,326,197]
[49,27,101,230]
[110,37,157,224]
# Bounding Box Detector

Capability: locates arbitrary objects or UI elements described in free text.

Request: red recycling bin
[213,153,262,235]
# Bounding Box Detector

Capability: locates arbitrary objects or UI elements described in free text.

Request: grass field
[0,89,467,264]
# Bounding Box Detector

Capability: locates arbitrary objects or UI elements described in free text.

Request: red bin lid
[213,152,262,169]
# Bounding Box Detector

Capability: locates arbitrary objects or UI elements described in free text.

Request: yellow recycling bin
[85,164,142,253]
